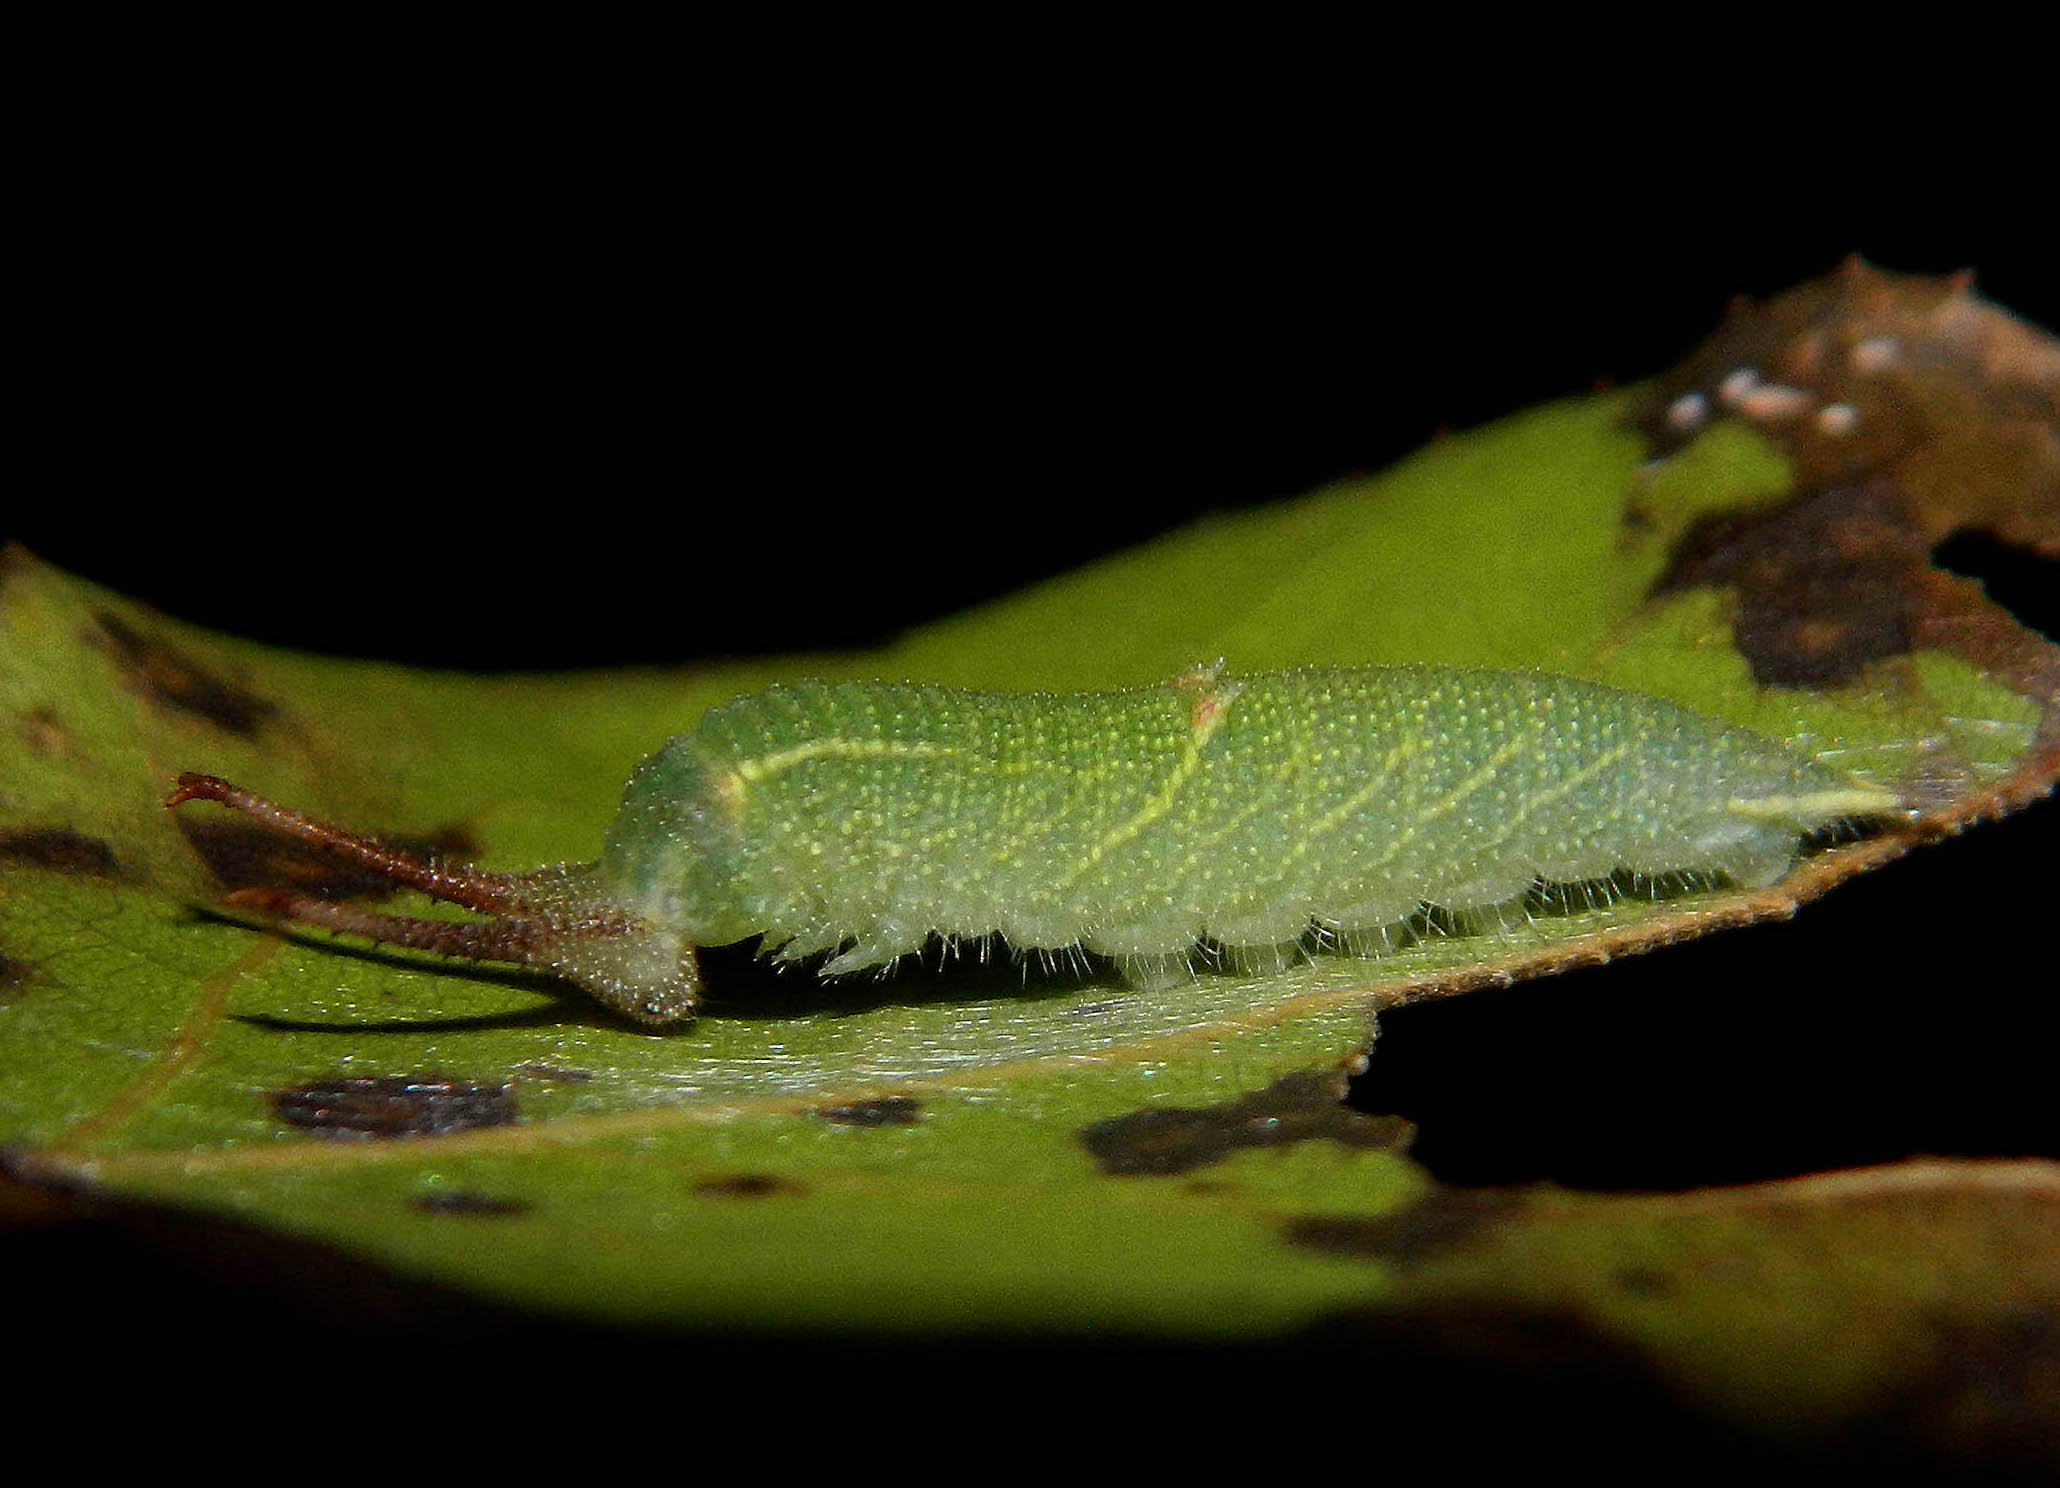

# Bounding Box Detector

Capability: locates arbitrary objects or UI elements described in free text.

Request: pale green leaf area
[1,358,2051,1436]
[884,398,2034,800]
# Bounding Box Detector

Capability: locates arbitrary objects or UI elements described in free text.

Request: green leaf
[4,262,2056,1451]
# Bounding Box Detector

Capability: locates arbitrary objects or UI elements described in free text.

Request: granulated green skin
[587,667,1885,980]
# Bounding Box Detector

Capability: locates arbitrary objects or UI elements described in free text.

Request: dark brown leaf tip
[1638,263,2060,706]
[1640,260,2059,543]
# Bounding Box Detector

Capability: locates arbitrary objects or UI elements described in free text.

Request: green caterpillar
[169,665,1901,1024]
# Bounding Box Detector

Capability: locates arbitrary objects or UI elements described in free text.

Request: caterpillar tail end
[167,772,704,1028]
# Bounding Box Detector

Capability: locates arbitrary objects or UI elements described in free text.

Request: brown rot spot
[177,815,476,900]
[93,612,277,737]
[1636,262,2060,692]
[813,1095,923,1127]
[19,707,71,756]
[694,1174,805,1200]
[1080,1069,1411,1178]
[1656,480,1929,685]
[410,1190,532,1218]
[1282,1189,1521,1267]
[270,1077,517,1139]
[0,827,123,879]
[0,951,31,1003]
[1613,1265,1675,1299]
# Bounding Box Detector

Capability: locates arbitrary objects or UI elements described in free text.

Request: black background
[19,142,2056,669]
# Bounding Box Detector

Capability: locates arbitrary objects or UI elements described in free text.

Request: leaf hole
[1931,529,2060,644]
[1350,807,2060,1191]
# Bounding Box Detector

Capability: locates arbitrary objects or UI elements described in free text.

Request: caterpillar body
[169,665,1902,1024]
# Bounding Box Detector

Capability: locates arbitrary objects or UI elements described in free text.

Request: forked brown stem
[169,774,698,1023]
[166,773,585,970]
[167,772,525,915]
[218,887,556,965]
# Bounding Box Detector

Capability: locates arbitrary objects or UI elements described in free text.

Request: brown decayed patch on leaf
[1657,479,1932,686]
[411,1190,532,1217]
[0,949,31,1003]
[92,611,278,737]
[1284,1188,1522,1266]
[270,1077,518,1139]
[1643,259,2059,554]
[1639,260,2060,826]
[813,1095,923,1127]
[694,1174,806,1199]
[1643,265,2057,651]
[0,827,124,878]
[1080,1069,1412,1177]
[19,707,71,756]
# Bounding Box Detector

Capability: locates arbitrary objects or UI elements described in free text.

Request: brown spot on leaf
[0,951,31,1003]
[694,1174,805,1199]
[1613,1265,1674,1298]
[1080,1069,1411,1177]
[511,1063,595,1084]
[1284,1189,1522,1267]
[93,612,277,737]
[19,707,71,756]
[0,827,123,878]
[813,1095,923,1127]
[270,1077,517,1139]
[177,814,476,900]
[1657,479,1930,685]
[1640,261,2060,700]
[411,1190,532,1218]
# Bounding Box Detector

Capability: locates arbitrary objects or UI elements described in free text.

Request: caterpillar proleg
[168,666,1902,1024]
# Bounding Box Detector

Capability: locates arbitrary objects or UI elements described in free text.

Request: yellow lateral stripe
[1432,739,1632,870]
[1727,782,1903,822]
[1190,713,1419,908]
[1360,734,1529,873]
[1489,740,1630,838]
[1053,695,1234,890]
[732,736,959,785]
[1294,734,1429,855]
